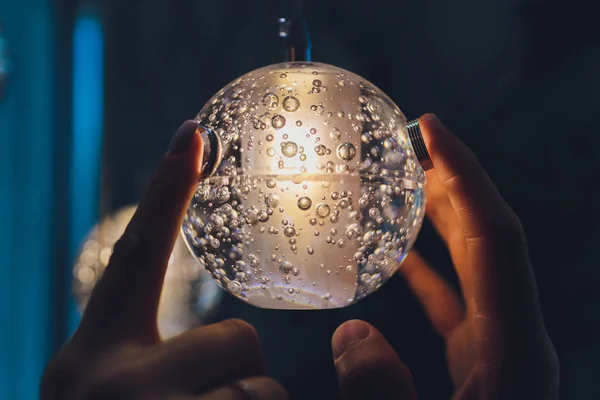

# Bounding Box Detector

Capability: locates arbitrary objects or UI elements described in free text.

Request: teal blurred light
[68,7,104,337]
[0,2,55,399]
[0,1,103,398]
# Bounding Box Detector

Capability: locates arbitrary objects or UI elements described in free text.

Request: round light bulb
[182,61,428,309]
[73,205,222,339]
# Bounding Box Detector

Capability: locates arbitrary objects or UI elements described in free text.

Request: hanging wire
[276,0,312,61]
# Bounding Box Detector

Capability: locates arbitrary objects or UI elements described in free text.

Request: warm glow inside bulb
[183,62,426,310]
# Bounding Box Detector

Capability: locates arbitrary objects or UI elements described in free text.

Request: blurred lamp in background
[73,206,222,339]
[183,61,433,310]
[0,21,9,100]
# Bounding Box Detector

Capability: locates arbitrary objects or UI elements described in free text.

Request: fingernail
[168,120,198,155]
[420,113,453,149]
[332,320,371,359]
[423,113,451,133]
[421,113,438,124]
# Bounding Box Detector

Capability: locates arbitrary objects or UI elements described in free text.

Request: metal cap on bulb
[197,125,223,179]
[406,119,434,171]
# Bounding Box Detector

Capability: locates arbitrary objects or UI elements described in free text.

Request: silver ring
[406,119,434,171]
[197,125,223,179]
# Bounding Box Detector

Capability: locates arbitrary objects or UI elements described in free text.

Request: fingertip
[332,320,372,360]
[168,120,200,155]
[418,113,481,189]
[332,321,418,400]
[418,113,454,153]
[165,120,204,178]
[418,113,439,135]
[419,112,438,125]
[417,113,457,180]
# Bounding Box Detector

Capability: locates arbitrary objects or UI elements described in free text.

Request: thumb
[332,320,417,400]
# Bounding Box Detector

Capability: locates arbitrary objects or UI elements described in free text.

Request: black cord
[275,0,312,61]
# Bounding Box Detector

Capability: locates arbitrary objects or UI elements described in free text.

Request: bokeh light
[73,205,222,339]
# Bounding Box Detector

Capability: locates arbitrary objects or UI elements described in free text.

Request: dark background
[2,0,600,398]
[100,1,600,398]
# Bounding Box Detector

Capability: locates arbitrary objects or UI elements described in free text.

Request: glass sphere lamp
[182,61,432,310]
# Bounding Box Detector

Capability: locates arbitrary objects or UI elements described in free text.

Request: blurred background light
[0,2,56,399]
[0,20,9,100]
[0,1,598,398]
[72,205,222,339]
[68,5,104,336]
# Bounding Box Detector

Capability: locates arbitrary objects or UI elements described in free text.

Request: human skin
[330,114,559,400]
[41,115,559,399]
[41,121,287,400]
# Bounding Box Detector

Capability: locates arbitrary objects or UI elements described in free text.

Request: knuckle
[82,367,139,400]
[506,211,526,236]
[41,353,80,400]
[111,230,143,261]
[465,205,528,249]
[335,339,406,382]
[216,319,264,369]
[147,172,175,203]
[102,231,147,286]
[440,151,480,189]
[42,350,140,400]
[490,209,527,245]
[221,318,261,346]
[243,376,288,399]
[262,377,287,393]
[42,346,149,400]
[337,352,385,381]
[336,351,412,398]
